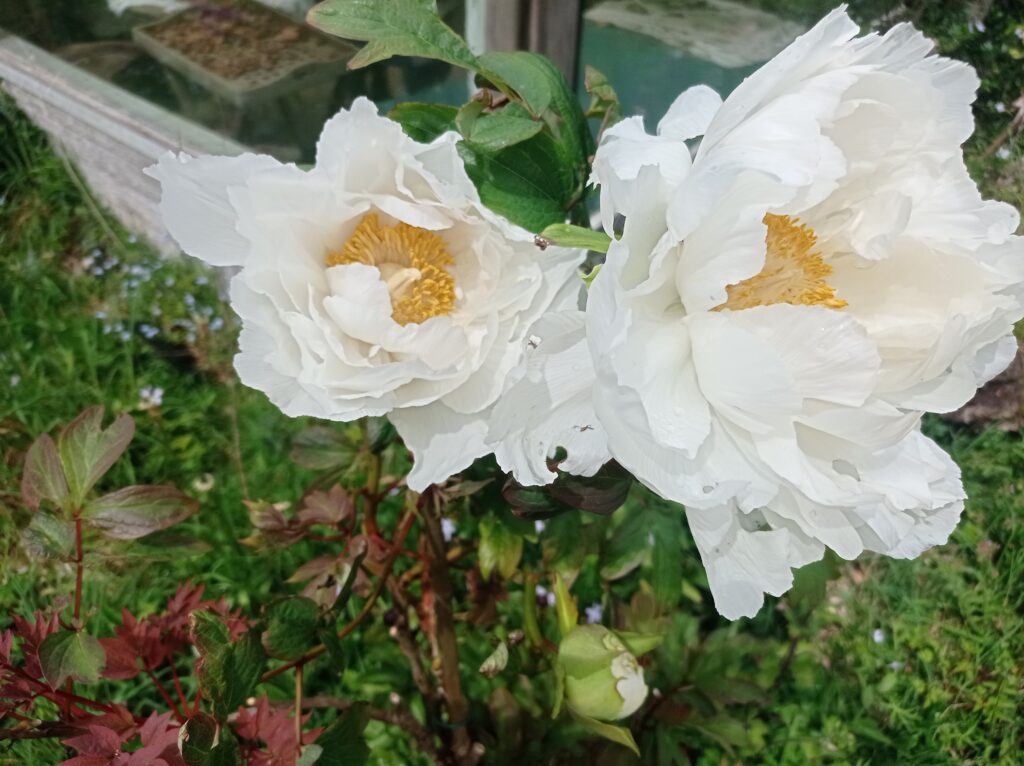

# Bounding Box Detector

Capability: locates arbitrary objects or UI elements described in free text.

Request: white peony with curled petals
[495,7,1024,619]
[147,98,584,491]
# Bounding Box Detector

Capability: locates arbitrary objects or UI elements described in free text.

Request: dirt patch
[145,0,338,80]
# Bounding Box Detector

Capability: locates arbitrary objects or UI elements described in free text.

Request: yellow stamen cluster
[716,214,846,311]
[327,213,456,325]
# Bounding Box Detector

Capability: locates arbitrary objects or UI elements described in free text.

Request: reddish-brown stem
[72,515,84,622]
[362,452,382,538]
[260,508,417,683]
[294,662,304,754]
[145,666,186,722]
[7,665,132,718]
[421,497,474,765]
[170,663,189,711]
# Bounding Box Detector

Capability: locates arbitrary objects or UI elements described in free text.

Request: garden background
[2,0,1023,764]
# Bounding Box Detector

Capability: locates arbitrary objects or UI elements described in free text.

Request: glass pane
[0,0,469,163]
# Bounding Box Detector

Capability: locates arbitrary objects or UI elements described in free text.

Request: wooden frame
[0,30,246,253]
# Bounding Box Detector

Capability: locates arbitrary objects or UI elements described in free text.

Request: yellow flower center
[327,213,456,325]
[715,214,846,311]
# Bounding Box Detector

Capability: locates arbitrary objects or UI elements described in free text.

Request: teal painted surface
[578,21,759,122]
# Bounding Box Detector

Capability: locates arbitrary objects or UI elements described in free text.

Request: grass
[2,52,1024,764]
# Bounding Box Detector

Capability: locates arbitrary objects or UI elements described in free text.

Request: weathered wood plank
[0,32,247,254]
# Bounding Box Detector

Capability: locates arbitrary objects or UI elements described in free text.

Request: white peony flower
[146,98,583,490]
[499,8,1024,619]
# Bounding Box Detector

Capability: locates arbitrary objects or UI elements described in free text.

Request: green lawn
[1,78,1023,765]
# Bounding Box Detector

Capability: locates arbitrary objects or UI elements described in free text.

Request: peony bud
[559,625,648,721]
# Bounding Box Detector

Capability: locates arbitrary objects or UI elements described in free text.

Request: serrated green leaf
[477,51,593,174]
[56,406,134,506]
[307,0,478,71]
[569,710,639,757]
[263,597,320,661]
[479,514,523,580]
[84,485,198,540]
[21,433,69,511]
[39,630,105,686]
[389,102,457,142]
[221,629,265,718]
[464,107,543,151]
[457,134,573,233]
[191,613,266,720]
[315,702,370,766]
[180,713,241,766]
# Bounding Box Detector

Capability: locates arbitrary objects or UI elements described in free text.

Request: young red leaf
[57,406,135,505]
[39,630,106,687]
[99,636,141,680]
[84,486,198,540]
[22,433,70,511]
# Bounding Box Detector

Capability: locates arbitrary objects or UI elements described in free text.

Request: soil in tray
[145,0,339,80]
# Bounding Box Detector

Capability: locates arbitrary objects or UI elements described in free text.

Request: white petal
[686,503,823,620]
[489,311,610,485]
[390,404,490,491]
[657,85,722,141]
[145,151,281,266]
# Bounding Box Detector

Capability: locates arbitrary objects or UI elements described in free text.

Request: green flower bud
[559,625,648,721]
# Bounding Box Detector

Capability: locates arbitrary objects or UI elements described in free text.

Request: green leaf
[787,554,840,616]
[479,641,509,678]
[263,597,320,661]
[180,713,241,766]
[389,102,457,142]
[649,510,683,609]
[503,479,572,519]
[315,702,370,766]
[21,433,69,511]
[39,630,105,686]
[297,745,324,766]
[290,426,356,471]
[600,508,649,581]
[549,463,633,516]
[553,573,578,638]
[479,514,524,580]
[464,108,543,152]
[569,710,639,757]
[615,631,664,657]
[584,65,623,127]
[56,406,134,506]
[542,512,586,579]
[21,512,75,560]
[223,629,266,717]
[477,51,593,171]
[477,51,555,117]
[538,224,611,253]
[191,613,266,720]
[84,485,198,540]
[457,133,574,233]
[307,0,478,71]
[366,416,397,454]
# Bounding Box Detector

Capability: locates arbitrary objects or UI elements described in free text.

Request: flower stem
[294,662,304,753]
[420,494,475,765]
[260,507,417,683]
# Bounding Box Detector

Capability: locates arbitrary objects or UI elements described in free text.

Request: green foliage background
[2,1,1024,764]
